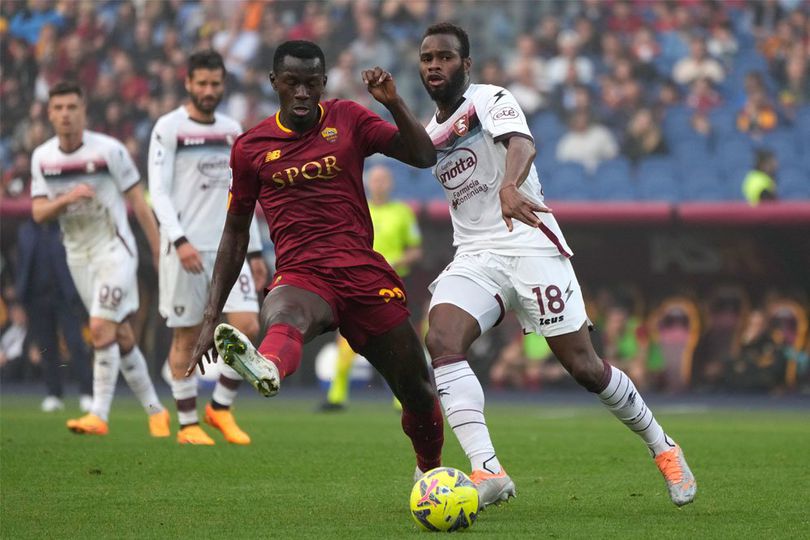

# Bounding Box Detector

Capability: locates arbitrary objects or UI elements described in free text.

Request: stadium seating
[636,157,680,201]
[778,166,810,200]
[546,162,591,201]
[593,158,635,201]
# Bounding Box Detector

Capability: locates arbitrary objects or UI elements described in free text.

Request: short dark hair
[273,40,325,73]
[423,22,470,59]
[48,81,83,99]
[188,49,226,78]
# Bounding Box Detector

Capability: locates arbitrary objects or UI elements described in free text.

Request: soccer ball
[409,467,479,532]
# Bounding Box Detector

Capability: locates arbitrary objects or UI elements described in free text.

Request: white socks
[170,374,198,426]
[434,359,502,474]
[212,363,242,407]
[120,346,164,415]
[597,366,673,456]
[91,343,120,421]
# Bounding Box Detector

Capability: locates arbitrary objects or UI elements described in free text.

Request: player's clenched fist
[362,67,399,106]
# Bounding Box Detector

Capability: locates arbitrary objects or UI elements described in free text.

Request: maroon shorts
[267,262,410,351]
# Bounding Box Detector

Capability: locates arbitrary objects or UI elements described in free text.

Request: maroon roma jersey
[228,99,398,270]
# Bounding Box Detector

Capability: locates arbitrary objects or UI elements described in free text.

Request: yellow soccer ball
[410,467,479,532]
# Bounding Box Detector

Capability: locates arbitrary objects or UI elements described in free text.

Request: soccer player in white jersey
[30,81,170,437]
[149,50,268,445]
[418,23,696,509]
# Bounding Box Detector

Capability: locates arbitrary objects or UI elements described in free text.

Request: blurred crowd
[486,285,809,395]
[1,0,809,396]
[2,0,810,200]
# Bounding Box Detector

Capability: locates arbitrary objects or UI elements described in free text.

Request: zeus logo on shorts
[537,315,564,326]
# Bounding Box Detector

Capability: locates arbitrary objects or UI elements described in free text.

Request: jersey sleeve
[231,122,263,252]
[106,138,141,192]
[479,87,534,144]
[343,101,399,157]
[29,148,51,199]
[227,136,261,215]
[147,118,185,242]
[401,204,422,248]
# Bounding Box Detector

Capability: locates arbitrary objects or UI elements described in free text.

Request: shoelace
[470,470,505,484]
[657,451,684,484]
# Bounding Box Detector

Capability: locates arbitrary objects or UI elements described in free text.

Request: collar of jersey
[275,103,325,136]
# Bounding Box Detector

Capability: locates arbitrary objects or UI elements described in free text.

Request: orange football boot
[176,424,215,445]
[204,403,251,445]
[66,413,109,435]
[148,409,171,438]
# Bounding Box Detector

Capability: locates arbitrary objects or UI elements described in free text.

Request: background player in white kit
[149,50,268,445]
[30,81,169,437]
[418,23,696,508]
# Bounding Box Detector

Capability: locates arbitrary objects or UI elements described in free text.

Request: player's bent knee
[264,306,315,336]
[424,327,461,358]
[88,318,118,348]
[116,322,136,353]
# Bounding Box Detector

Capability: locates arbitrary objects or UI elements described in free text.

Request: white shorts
[159,249,258,328]
[429,252,588,337]
[67,239,139,323]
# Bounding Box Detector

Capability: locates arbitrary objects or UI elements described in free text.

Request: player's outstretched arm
[187,211,253,376]
[499,136,551,232]
[362,67,436,168]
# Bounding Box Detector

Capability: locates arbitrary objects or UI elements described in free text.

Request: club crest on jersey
[265,150,281,162]
[321,126,338,143]
[453,115,469,136]
[174,306,185,316]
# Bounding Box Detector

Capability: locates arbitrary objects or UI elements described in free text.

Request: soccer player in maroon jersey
[186,40,443,476]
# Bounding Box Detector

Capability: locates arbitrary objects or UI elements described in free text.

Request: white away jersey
[426,84,572,258]
[148,107,261,252]
[30,131,139,257]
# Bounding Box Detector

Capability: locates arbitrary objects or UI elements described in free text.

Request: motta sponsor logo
[436,148,477,190]
[198,154,230,178]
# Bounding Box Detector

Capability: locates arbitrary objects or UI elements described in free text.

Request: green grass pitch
[1,393,808,539]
